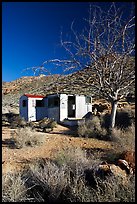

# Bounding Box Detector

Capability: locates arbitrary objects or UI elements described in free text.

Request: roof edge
[24,94,45,98]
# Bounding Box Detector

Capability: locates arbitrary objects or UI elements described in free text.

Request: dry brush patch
[2,171,30,202]
[78,116,109,140]
[2,146,135,202]
[13,127,46,149]
[111,124,135,153]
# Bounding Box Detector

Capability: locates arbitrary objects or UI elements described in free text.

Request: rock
[43,127,53,133]
[98,163,111,175]
[117,159,132,174]
[97,162,127,179]
[109,164,127,178]
[119,151,135,174]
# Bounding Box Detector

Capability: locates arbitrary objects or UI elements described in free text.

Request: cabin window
[22,100,27,107]
[48,96,59,108]
[36,100,44,107]
[85,96,91,104]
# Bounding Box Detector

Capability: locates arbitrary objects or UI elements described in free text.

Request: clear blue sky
[2,2,134,82]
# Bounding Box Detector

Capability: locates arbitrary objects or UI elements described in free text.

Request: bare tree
[30,3,135,128]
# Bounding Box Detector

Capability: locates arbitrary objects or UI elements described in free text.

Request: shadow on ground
[2,138,16,149]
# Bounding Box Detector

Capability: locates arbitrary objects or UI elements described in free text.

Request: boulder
[117,159,132,174]
[119,151,135,174]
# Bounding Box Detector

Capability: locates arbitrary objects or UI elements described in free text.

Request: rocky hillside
[2,68,96,112]
[2,65,135,114]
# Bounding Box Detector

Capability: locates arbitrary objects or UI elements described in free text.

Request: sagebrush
[13,127,45,148]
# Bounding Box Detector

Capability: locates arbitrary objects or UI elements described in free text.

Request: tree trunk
[110,100,118,128]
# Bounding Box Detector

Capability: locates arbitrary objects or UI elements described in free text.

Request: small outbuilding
[19,93,92,124]
[19,94,47,121]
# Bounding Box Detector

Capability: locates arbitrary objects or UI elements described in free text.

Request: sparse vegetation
[38,117,57,132]
[78,116,108,140]
[54,147,90,170]
[2,172,29,202]
[11,115,27,128]
[2,147,135,202]
[2,31,135,202]
[111,124,135,153]
[13,127,45,148]
[78,108,135,144]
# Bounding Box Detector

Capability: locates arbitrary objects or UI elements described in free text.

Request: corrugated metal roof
[24,94,45,98]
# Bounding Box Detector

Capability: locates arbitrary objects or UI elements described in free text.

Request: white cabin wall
[28,98,36,121]
[36,107,47,120]
[35,99,47,120]
[75,96,86,118]
[60,94,68,121]
[46,95,60,121]
[76,96,92,118]
[28,98,47,121]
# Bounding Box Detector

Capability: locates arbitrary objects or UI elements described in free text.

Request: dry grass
[13,127,45,148]
[55,146,90,170]
[2,172,29,202]
[111,123,135,153]
[24,158,69,202]
[2,146,135,202]
[64,173,135,202]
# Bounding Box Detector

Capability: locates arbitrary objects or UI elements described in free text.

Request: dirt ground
[2,124,113,174]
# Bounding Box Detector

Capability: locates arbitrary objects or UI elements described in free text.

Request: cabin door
[29,99,36,121]
[68,96,76,118]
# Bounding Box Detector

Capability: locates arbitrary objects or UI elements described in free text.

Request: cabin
[45,93,92,123]
[19,93,92,124]
[19,94,47,121]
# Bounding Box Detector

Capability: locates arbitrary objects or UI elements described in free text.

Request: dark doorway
[68,96,76,117]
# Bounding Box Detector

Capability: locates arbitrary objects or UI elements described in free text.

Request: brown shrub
[24,158,69,202]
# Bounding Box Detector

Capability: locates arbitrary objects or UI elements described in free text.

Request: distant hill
[2,65,135,113]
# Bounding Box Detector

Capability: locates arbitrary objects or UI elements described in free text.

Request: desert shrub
[64,173,135,202]
[11,115,27,128]
[54,147,91,171]
[2,114,10,126]
[23,155,135,202]
[78,116,108,140]
[13,127,45,148]
[24,158,69,202]
[2,147,135,202]
[2,172,29,202]
[38,117,57,131]
[115,110,133,128]
[111,123,135,153]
